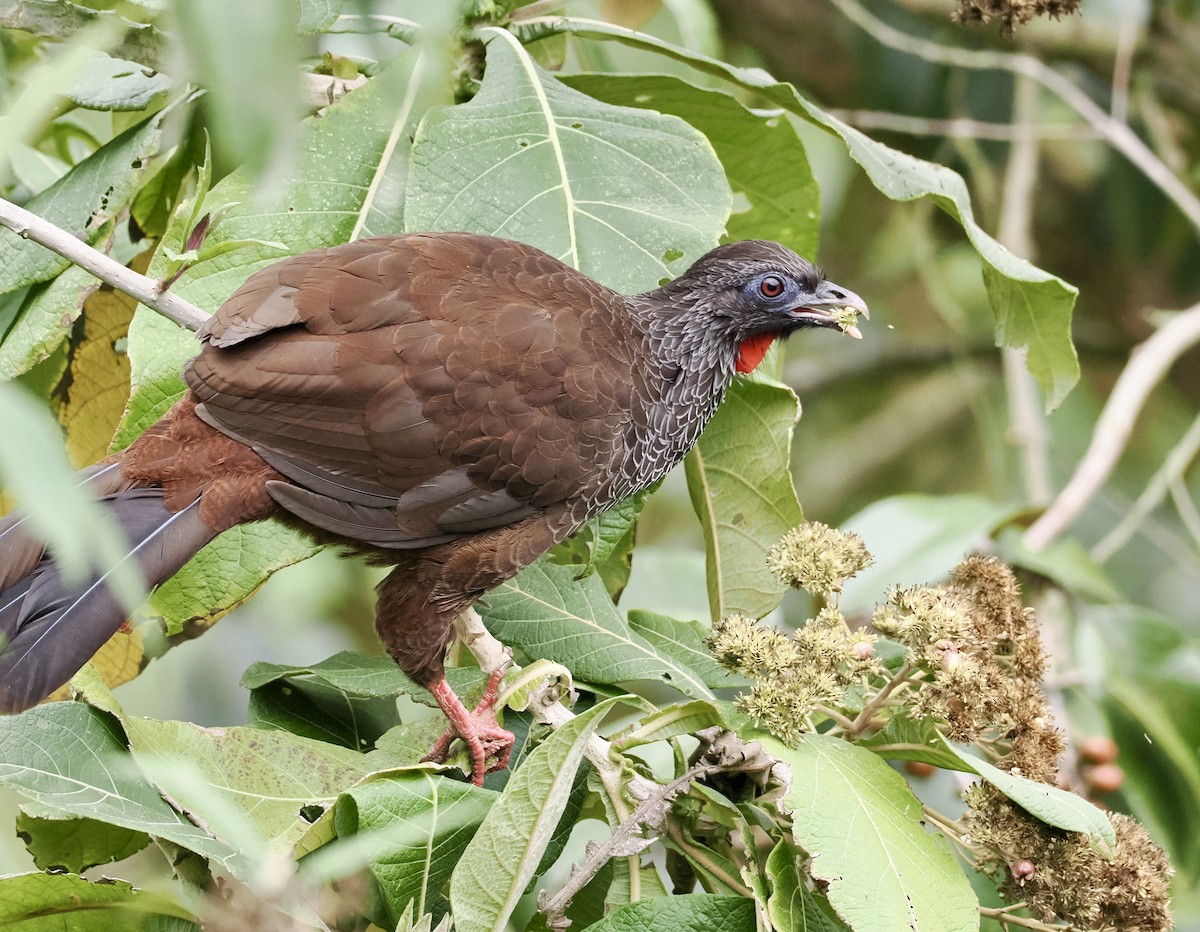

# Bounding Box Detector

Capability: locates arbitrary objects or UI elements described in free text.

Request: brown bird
[0,233,866,783]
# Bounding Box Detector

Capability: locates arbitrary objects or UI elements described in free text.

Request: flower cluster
[710,607,882,745]
[953,0,1080,36]
[766,521,872,595]
[966,786,1173,930]
[871,556,1063,780]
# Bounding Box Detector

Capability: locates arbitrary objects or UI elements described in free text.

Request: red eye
[759,276,784,298]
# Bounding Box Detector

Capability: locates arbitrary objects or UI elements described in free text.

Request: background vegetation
[0,0,1197,929]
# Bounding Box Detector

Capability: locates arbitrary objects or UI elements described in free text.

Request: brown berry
[1012,859,1035,883]
[1079,735,1118,765]
[1086,762,1125,794]
[905,760,936,779]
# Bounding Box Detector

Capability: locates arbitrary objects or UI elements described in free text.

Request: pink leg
[422,667,515,785]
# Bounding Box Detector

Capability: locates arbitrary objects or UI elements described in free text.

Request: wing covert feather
[185,233,641,546]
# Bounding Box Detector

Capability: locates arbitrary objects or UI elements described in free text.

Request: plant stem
[0,196,208,331]
[847,661,915,737]
[979,904,1071,930]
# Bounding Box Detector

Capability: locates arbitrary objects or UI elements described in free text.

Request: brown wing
[184,233,639,548]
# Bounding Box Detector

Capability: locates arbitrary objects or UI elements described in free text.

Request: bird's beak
[788,285,870,339]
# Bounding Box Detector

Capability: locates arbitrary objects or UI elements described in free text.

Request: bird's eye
[759,276,785,298]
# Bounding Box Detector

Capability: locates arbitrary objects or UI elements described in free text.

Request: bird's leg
[422,664,515,785]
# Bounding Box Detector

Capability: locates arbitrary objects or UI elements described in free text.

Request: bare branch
[0,196,208,331]
[1025,303,1200,549]
[826,0,1200,235]
[1091,412,1200,561]
[827,109,1100,141]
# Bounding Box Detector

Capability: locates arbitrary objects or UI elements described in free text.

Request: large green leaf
[626,609,750,688]
[939,740,1115,845]
[685,377,804,621]
[328,773,495,926]
[0,703,248,876]
[405,28,731,294]
[0,110,167,297]
[515,18,1079,408]
[121,716,381,853]
[0,262,98,379]
[0,872,196,931]
[767,733,978,931]
[583,894,755,932]
[478,558,716,699]
[560,72,820,258]
[449,697,622,932]
[16,810,150,873]
[66,53,175,111]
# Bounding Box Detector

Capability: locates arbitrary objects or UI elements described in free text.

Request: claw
[423,666,515,785]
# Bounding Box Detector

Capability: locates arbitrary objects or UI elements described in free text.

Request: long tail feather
[0,487,216,713]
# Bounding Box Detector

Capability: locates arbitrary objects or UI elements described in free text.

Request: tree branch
[826,0,1200,235]
[1024,303,1200,549]
[827,109,1100,142]
[0,196,207,331]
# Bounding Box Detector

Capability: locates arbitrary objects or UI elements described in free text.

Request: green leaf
[583,893,755,932]
[626,610,749,688]
[247,677,400,750]
[121,716,380,854]
[0,872,196,930]
[768,733,978,931]
[405,28,730,293]
[66,54,174,111]
[479,558,716,699]
[299,0,346,34]
[449,697,624,932]
[611,699,725,751]
[840,493,1024,615]
[0,703,249,876]
[16,811,150,873]
[939,739,1116,845]
[517,18,1080,408]
[859,712,970,770]
[0,257,99,379]
[143,522,322,637]
[996,526,1121,603]
[560,73,819,258]
[323,772,495,926]
[685,377,803,621]
[765,840,850,932]
[0,109,167,296]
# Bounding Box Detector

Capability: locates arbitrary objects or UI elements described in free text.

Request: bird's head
[649,240,869,374]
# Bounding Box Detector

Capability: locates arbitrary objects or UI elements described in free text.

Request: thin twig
[998,74,1053,506]
[1091,411,1200,561]
[0,196,207,331]
[827,109,1100,142]
[847,661,916,737]
[1025,303,1200,549]
[979,904,1070,931]
[826,0,1200,234]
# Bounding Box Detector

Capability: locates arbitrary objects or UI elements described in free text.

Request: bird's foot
[423,666,515,786]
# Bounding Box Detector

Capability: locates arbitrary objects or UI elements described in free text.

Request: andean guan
[0,232,867,784]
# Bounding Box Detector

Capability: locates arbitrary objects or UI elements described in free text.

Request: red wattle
[735,333,776,373]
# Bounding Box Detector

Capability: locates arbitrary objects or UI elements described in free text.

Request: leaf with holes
[405,28,730,294]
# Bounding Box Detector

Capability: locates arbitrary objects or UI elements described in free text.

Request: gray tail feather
[0,487,216,713]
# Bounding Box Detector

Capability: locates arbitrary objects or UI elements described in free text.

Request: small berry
[1079,735,1119,765]
[905,760,936,779]
[1012,858,1035,884]
[1086,763,1125,794]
